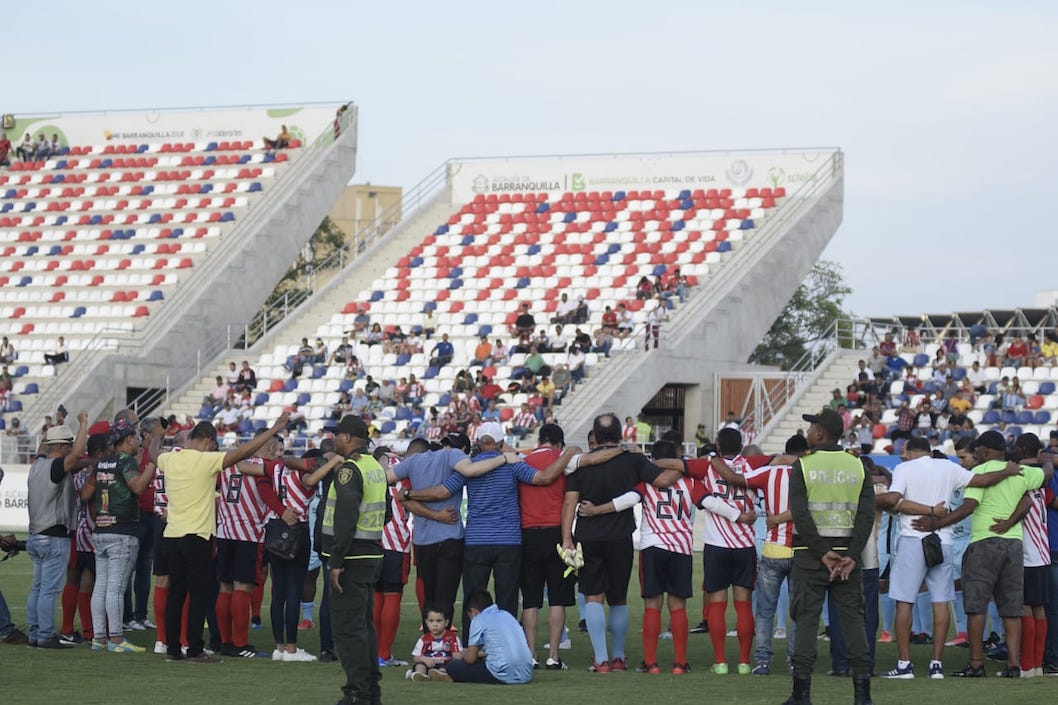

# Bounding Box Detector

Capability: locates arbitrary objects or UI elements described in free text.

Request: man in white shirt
[966,361,987,394]
[554,294,577,324]
[877,438,1021,679]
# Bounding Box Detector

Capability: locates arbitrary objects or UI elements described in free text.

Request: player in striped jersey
[685,428,763,675]
[59,432,109,645]
[211,448,272,659]
[1001,434,1053,677]
[253,436,343,662]
[373,446,414,668]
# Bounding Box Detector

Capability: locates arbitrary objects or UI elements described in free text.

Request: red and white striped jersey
[513,411,535,429]
[1023,488,1051,568]
[72,467,95,553]
[745,465,794,548]
[412,630,462,664]
[217,459,269,543]
[152,447,177,518]
[466,422,482,443]
[638,477,708,555]
[407,381,424,399]
[426,424,442,441]
[268,459,314,522]
[694,455,757,549]
[623,425,637,442]
[465,395,481,414]
[382,480,412,553]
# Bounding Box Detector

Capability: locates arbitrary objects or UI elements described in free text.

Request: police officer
[322,415,389,705]
[785,409,875,705]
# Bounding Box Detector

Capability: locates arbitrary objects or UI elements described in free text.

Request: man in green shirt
[915,430,1053,678]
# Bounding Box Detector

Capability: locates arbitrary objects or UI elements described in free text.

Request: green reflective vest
[321,454,388,559]
[799,450,864,538]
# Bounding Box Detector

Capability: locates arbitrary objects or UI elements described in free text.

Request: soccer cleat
[1,628,28,645]
[910,632,932,645]
[588,660,611,673]
[737,662,752,675]
[577,619,588,632]
[877,630,893,643]
[712,662,729,675]
[532,659,540,670]
[690,620,710,634]
[36,636,74,650]
[91,639,107,652]
[428,668,452,681]
[951,663,986,678]
[929,662,944,679]
[1044,662,1058,675]
[546,657,568,671]
[154,640,167,654]
[285,648,317,662]
[58,631,83,646]
[379,656,409,667]
[996,666,1021,679]
[986,644,1008,662]
[297,618,314,631]
[882,662,914,679]
[818,626,830,641]
[983,631,1000,650]
[121,621,134,632]
[634,661,651,673]
[672,663,689,675]
[611,657,627,671]
[411,670,431,681]
[165,653,186,662]
[108,640,145,653]
[773,627,787,640]
[234,645,259,658]
[944,632,968,647]
[752,663,770,676]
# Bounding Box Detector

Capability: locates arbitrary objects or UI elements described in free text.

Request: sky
[7,1,1056,316]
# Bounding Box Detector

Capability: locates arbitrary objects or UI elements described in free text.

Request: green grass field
[0,552,1049,705]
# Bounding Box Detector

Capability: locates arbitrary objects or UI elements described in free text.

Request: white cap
[477,422,505,443]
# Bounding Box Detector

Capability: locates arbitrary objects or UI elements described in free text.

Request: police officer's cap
[801,409,844,439]
[336,415,371,440]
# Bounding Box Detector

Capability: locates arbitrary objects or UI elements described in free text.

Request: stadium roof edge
[4,99,354,119]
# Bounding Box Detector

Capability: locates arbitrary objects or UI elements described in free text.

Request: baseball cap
[441,432,471,453]
[977,430,1006,452]
[336,415,370,440]
[801,408,845,439]
[477,422,505,443]
[43,424,75,445]
[111,418,137,445]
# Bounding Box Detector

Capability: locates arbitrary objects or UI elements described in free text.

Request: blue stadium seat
[14,366,27,377]
[982,410,1000,424]
[7,400,22,412]
[311,366,327,379]
[438,393,451,407]
[477,324,492,338]
[717,241,732,252]
[448,279,463,290]
[72,306,86,318]
[200,184,213,194]
[913,354,930,367]
[283,379,298,392]
[142,185,154,195]
[563,212,577,223]
[951,367,966,380]
[131,244,145,255]
[395,406,412,421]
[594,254,610,266]
[410,257,424,268]
[47,245,62,256]
[24,246,38,256]
[527,244,541,256]
[1007,426,1022,437]
[381,420,396,434]
[206,142,218,151]
[1039,382,1056,395]
[1016,411,1034,424]
[423,366,439,379]
[56,216,68,225]
[395,354,410,366]
[536,202,550,214]
[254,392,270,405]
[606,243,620,255]
[238,419,255,434]
[987,382,999,395]
[248,182,262,192]
[652,264,667,277]
[148,290,164,301]
[23,383,38,393]
[339,379,356,392]
[671,220,685,231]
[1000,411,1016,424]
[460,235,474,247]
[463,313,478,325]
[370,291,384,302]
[221,212,235,222]
[741,219,754,229]
[516,277,531,288]
[434,224,449,235]
[604,222,618,233]
[613,191,626,201]
[449,267,463,279]
[678,190,691,200]
[422,301,436,313]
[296,392,312,405]
[1034,411,1051,424]
[253,420,267,431]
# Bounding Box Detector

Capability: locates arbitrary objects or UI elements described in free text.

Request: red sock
[154,586,168,644]
[671,608,689,666]
[643,607,661,666]
[61,584,78,634]
[415,577,425,615]
[379,593,402,661]
[1021,616,1035,671]
[251,582,264,620]
[216,591,233,645]
[77,590,94,638]
[708,600,728,663]
[735,600,754,664]
[372,591,384,643]
[181,598,189,647]
[232,590,252,648]
[1035,617,1048,670]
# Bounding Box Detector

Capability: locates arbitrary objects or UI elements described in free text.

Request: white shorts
[888,536,955,603]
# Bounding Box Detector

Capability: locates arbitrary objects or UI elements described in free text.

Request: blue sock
[881,594,895,633]
[577,592,586,622]
[954,591,967,633]
[301,601,314,622]
[609,604,630,659]
[584,601,608,664]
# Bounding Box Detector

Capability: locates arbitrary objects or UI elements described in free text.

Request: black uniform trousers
[790,549,870,677]
[331,556,383,704]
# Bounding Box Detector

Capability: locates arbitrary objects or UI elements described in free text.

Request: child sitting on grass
[406,605,462,682]
[430,590,534,684]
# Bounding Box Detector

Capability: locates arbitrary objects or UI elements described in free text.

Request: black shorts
[521,526,576,609]
[639,546,693,599]
[152,516,169,576]
[76,550,96,573]
[703,544,757,593]
[375,549,411,592]
[578,537,634,605]
[217,538,260,585]
[1023,565,1052,608]
[962,537,1023,617]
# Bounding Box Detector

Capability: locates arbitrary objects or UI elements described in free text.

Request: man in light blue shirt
[441,590,534,684]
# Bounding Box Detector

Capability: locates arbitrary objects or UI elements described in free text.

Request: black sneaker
[951,663,986,678]
[1043,662,1058,675]
[690,620,710,634]
[1,628,28,645]
[233,645,259,658]
[986,644,1009,662]
[577,619,587,633]
[220,644,236,657]
[58,631,83,646]
[983,631,1000,650]
[826,669,849,677]
[910,632,933,645]
[319,650,336,662]
[996,666,1021,679]
[36,636,74,650]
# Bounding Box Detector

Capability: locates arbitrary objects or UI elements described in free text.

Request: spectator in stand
[364,375,380,395]
[592,325,614,356]
[534,329,551,353]
[215,402,241,433]
[226,361,240,388]
[1041,336,1058,365]
[263,124,292,151]
[364,324,384,347]
[403,329,424,355]
[616,303,634,339]
[514,303,535,338]
[0,336,15,364]
[492,338,509,364]
[286,402,308,432]
[345,355,364,380]
[348,388,369,417]
[311,338,328,364]
[351,310,371,338]
[636,276,653,300]
[482,400,501,423]
[966,360,987,394]
[622,417,637,443]
[478,376,502,405]
[430,334,454,368]
[0,131,11,167]
[879,332,898,357]
[43,336,68,365]
[511,403,538,441]
[203,376,230,414]
[330,336,354,366]
[15,133,33,161]
[537,376,557,409]
[522,346,550,381]
[406,374,424,406]
[601,306,618,334]
[553,293,577,324]
[471,336,493,367]
[34,133,47,159]
[330,392,352,421]
[44,134,60,160]
[382,327,406,355]
[574,296,589,324]
[900,328,922,354]
[235,361,256,393]
[1004,334,1031,368]
[568,344,586,383]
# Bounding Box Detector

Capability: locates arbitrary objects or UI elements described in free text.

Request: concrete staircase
[756,348,865,450]
[166,189,462,418]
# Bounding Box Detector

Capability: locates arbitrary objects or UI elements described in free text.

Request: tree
[748,260,852,370]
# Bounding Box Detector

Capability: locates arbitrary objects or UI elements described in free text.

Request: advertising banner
[0,467,28,532]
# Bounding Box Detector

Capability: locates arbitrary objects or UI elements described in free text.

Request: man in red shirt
[518,424,576,670]
[0,132,11,167]
[1004,334,1029,368]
